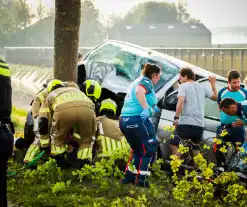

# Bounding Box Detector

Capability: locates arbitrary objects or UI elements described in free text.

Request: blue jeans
[119,116,157,184]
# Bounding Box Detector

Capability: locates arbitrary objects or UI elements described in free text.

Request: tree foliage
[80,0,106,46]
[0,0,34,46]
[36,0,47,21]
[115,1,200,26]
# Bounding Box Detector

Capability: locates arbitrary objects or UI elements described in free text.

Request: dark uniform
[0,59,14,207]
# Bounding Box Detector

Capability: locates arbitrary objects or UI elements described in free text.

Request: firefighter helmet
[47,79,65,93]
[99,99,117,116]
[83,79,102,101]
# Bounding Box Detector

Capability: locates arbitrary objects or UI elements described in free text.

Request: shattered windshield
[88,42,179,91]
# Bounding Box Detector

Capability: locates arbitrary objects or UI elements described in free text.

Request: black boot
[53,153,71,169]
[136,175,149,188]
[120,170,136,185]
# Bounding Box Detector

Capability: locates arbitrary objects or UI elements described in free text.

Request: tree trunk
[54,0,81,81]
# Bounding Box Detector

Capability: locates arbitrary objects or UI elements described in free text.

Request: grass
[8,108,177,206]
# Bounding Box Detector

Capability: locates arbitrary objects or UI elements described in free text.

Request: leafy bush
[7,122,247,206]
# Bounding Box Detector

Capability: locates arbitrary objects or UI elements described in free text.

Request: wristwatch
[174,116,179,120]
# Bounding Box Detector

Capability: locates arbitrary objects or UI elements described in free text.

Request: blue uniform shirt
[121,75,157,117]
[218,87,247,124]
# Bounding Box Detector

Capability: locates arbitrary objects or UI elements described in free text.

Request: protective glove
[140,108,150,120]
[153,105,160,113]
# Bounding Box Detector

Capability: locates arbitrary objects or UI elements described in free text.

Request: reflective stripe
[116,139,122,149]
[0,62,8,67]
[98,135,107,154]
[39,108,50,113]
[139,171,151,176]
[51,144,67,155]
[127,167,151,176]
[73,133,81,140]
[38,93,45,102]
[52,92,87,110]
[111,139,117,150]
[24,145,40,162]
[99,121,104,134]
[121,138,129,149]
[77,147,92,160]
[127,165,138,174]
[105,137,112,152]
[0,67,10,77]
[40,138,49,147]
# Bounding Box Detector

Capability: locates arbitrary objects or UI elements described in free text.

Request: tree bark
[54,0,81,81]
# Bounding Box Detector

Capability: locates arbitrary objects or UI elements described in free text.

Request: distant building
[108,23,212,48]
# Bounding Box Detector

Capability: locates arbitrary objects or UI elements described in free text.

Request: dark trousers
[0,127,14,207]
[119,116,158,185]
[215,125,245,166]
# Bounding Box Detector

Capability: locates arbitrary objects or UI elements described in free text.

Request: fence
[0,48,4,58]
[4,47,247,77]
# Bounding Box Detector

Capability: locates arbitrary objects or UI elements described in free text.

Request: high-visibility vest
[0,59,10,78]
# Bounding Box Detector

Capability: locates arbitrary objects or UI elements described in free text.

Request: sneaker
[216,167,225,172]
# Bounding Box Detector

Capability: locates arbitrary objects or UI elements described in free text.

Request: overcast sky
[27,0,247,28]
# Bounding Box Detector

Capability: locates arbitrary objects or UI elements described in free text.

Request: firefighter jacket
[39,87,95,147]
[32,88,49,118]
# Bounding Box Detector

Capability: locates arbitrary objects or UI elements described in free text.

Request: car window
[87,42,179,85]
[88,43,143,81]
[203,80,227,120]
[162,80,227,121]
[141,56,179,92]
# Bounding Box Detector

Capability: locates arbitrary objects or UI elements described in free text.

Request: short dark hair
[227,69,241,82]
[180,67,195,80]
[142,63,161,79]
[219,98,237,109]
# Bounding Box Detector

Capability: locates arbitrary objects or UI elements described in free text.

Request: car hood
[101,71,133,94]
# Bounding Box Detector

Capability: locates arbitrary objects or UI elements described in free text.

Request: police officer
[0,58,14,207]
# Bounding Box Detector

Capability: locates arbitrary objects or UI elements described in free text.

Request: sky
[26,0,247,28]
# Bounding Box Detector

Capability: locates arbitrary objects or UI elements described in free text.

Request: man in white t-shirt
[170,68,217,158]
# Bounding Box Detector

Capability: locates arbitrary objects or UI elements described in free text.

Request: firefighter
[93,99,128,161]
[23,80,80,163]
[0,58,14,207]
[22,80,50,163]
[15,80,51,153]
[38,79,97,168]
[69,79,102,164]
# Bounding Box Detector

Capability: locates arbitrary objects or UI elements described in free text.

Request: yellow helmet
[83,79,102,101]
[99,99,117,116]
[47,79,65,93]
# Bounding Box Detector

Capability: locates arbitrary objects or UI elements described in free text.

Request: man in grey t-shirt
[170,68,217,158]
